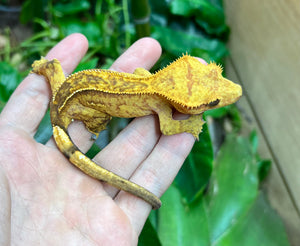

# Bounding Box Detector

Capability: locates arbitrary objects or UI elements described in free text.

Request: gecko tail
[52,125,162,209]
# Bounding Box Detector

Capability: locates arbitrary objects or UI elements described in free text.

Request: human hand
[0,34,195,245]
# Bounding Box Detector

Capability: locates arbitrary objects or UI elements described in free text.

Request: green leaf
[34,110,52,144]
[151,25,228,62]
[74,58,99,72]
[0,62,22,102]
[20,0,45,24]
[170,0,229,36]
[53,0,91,15]
[174,123,213,203]
[206,135,259,242]
[0,100,6,113]
[248,130,272,182]
[158,185,210,246]
[257,159,272,182]
[195,17,229,38]
[85,143,101,159]
[217,193,290,246]
[170,0,197,16]
[138,219,162,246]
[227,104,242,131]
[100,58,115,70]
[204,106,230,118]
[59,19,102,47]
[156,135,290,245]
[249,130,258,153]
[149,0,171,17]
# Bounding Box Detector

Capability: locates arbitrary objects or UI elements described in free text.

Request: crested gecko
[31,55,242,209]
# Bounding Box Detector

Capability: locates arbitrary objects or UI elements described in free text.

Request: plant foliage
[0,0,290,245]
[144,135,289,246]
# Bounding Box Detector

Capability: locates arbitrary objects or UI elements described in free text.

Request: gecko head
[169,56,242,114]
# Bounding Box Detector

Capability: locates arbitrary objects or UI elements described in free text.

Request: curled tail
[52,125,162,209]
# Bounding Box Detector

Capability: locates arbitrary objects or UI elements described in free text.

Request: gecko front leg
[155,103,204,139]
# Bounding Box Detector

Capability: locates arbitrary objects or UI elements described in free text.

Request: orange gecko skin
[31,55,242,209]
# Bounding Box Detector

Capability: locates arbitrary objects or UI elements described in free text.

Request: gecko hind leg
[82,113,112,137]
[63,102,112,137]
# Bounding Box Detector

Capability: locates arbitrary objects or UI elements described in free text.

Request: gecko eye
[208,99,220,107]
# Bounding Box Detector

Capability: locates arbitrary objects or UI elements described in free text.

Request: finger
[68,37,162,153]
[45,33,89,75]
[111,37,162,73]
[117,133,195,234]
[93,115,161,197]
[0,33,88,138]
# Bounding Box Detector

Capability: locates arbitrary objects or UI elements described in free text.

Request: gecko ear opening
[208,99,220,107]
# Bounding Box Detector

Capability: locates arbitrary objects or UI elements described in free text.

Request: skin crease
[0,34,198,245]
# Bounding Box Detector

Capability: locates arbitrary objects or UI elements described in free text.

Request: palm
[0,34,195,245]
[0,125,135,245]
